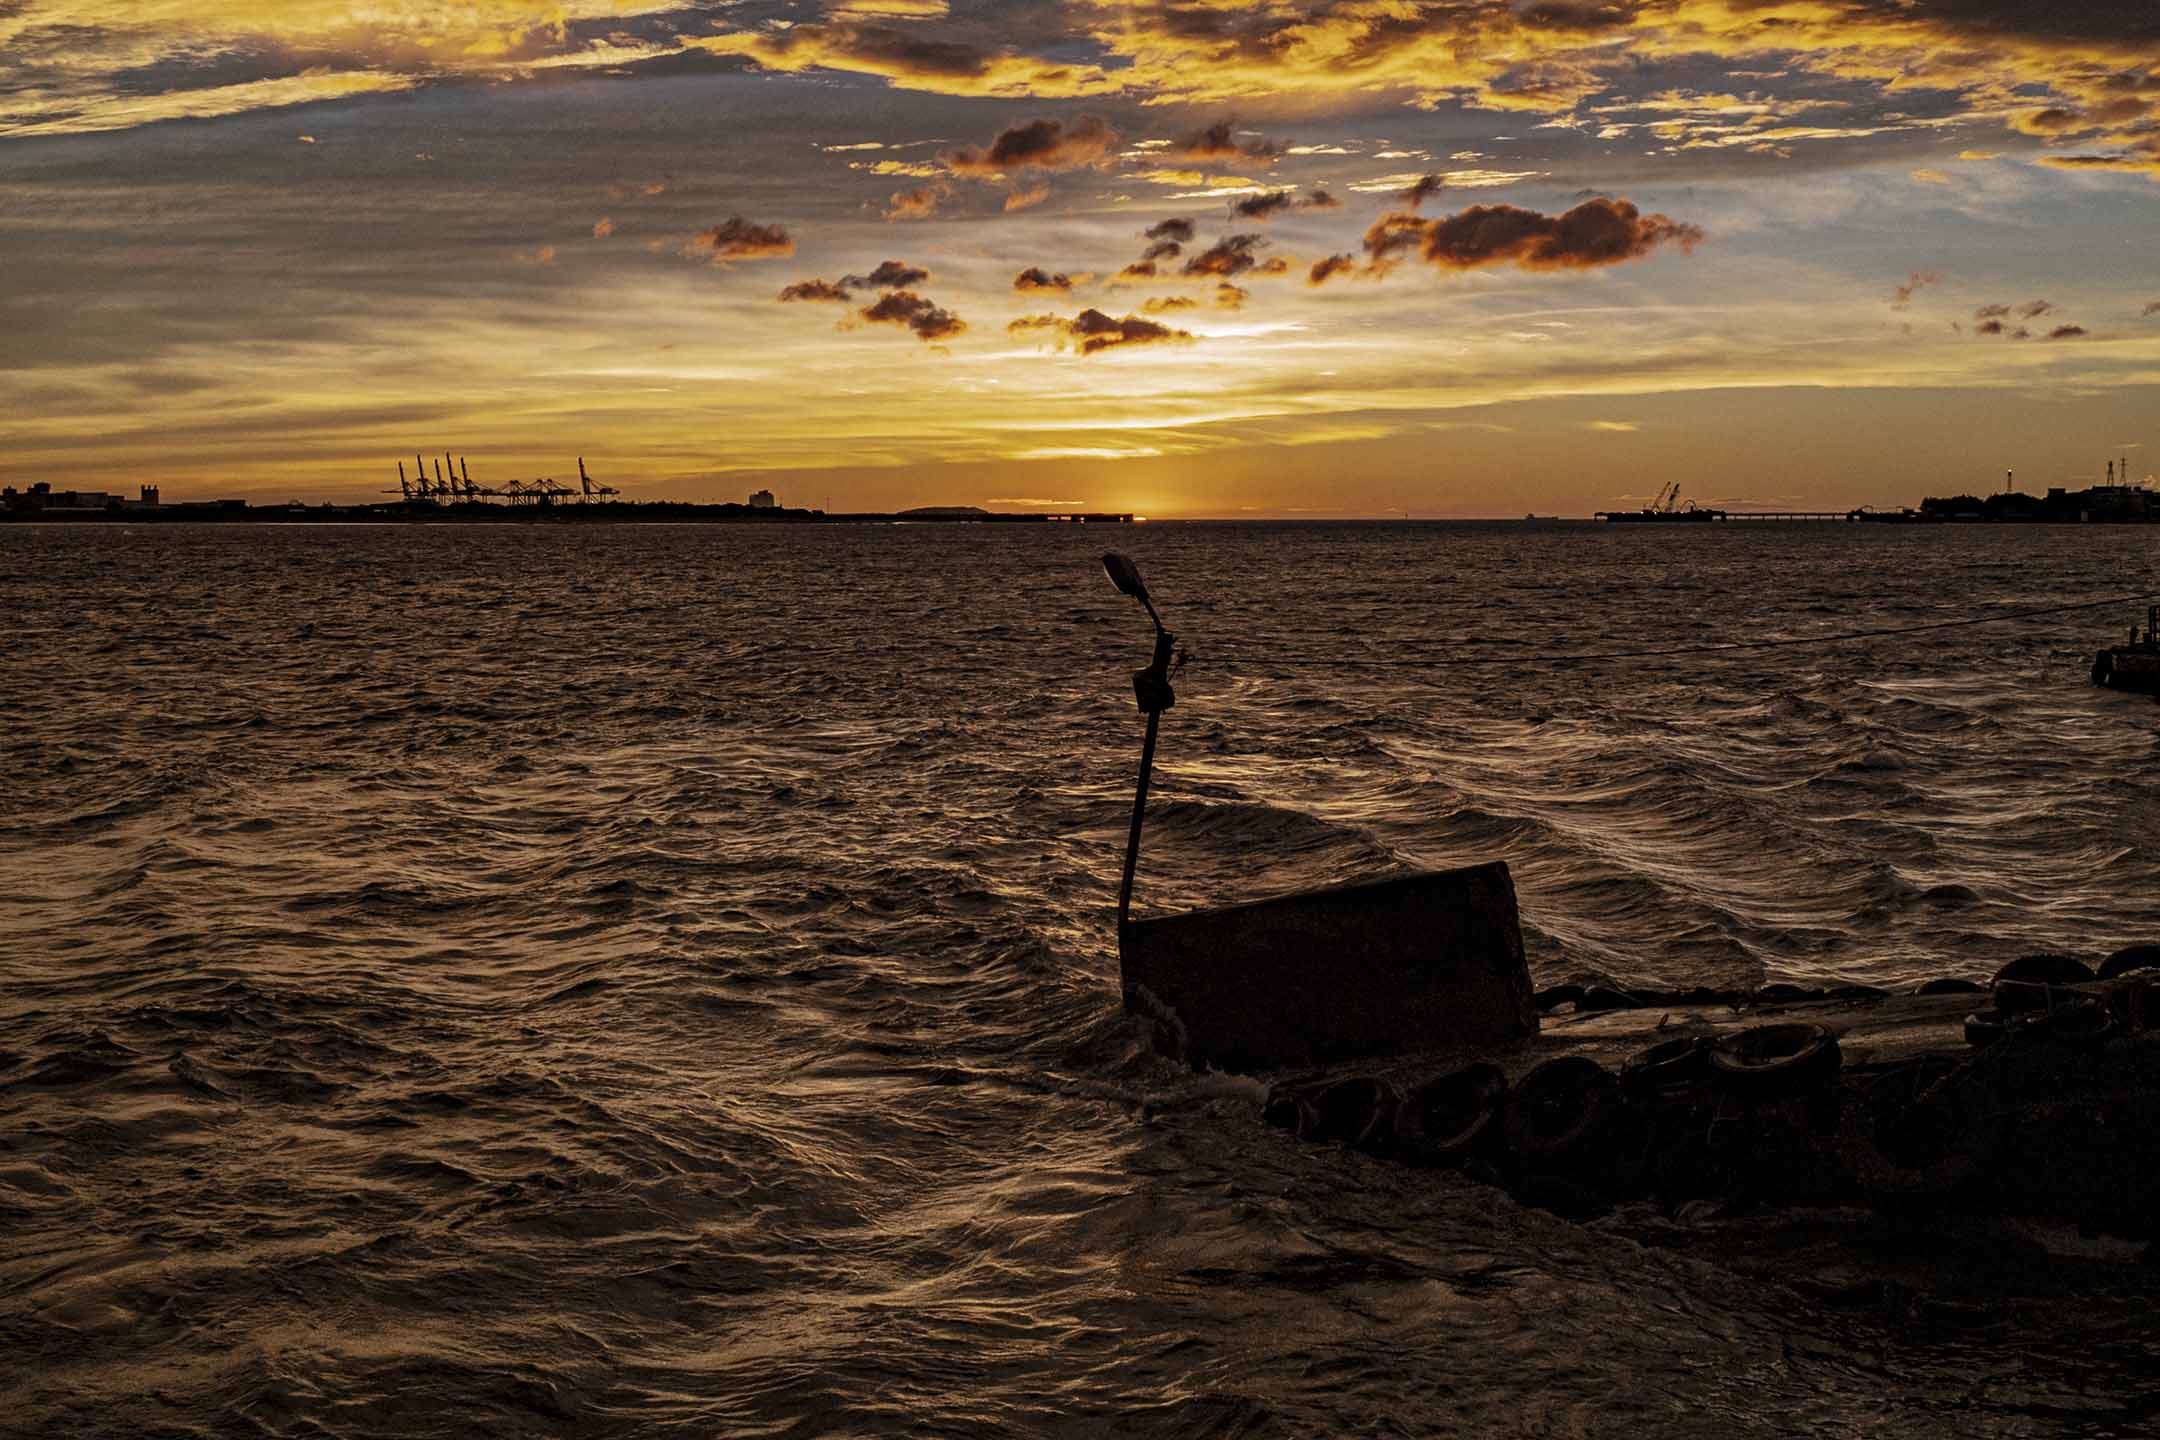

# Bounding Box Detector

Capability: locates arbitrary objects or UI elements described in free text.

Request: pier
[1593,508,1919,523]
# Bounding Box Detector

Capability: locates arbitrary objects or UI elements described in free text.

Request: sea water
[3,521,2157,1435]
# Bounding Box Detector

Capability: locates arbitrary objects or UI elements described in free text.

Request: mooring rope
[1199,589,2160,670]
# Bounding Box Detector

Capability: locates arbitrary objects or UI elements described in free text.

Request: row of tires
[1263,947,2158,1220]
[1266,1020,1846,1172]
[1534,944,2160,1017]
[1264,1010,2084,1219]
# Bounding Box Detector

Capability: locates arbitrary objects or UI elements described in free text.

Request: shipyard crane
[577,457,619,501]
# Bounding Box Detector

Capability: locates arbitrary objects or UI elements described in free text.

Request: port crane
[577,458,619,502]
[386,454,499,502]
[384,454,615,505]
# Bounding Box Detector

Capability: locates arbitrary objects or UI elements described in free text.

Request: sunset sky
[3,1,2157,516]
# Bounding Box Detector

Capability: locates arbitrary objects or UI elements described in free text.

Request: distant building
[748,488,777,509]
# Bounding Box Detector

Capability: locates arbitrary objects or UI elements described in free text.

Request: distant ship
[1596,482,1725,522]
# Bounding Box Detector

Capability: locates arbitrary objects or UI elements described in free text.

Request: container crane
[577,457,619,501]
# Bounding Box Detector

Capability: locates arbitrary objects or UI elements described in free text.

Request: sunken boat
[1100,553,2160,1243]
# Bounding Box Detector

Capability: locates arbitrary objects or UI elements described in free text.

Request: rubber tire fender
[1620,1034,1711,1094]
[1308,1075,1402,1153]
[2099,943,2160,980]
[1993,954,2097,988]
[1707,1022,1842,1099]
[1398,1063,1507,1169]
[1836,1057,1997,1200]
[1502,1057,1623,1170]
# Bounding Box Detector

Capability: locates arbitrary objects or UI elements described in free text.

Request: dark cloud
[778,279,852,302]
[1166,119,1284,167]
[1116,260,1159,280]
[1182,232,1271,278]
[1229,187,1340,220]
[2013,106,2085,134]
[1309,253,1356,286]
[1889,270,1940,309]
[1974,300,2066,334]
[1139,239,1184,262]
[1398,174,1445,210]
[682,217,794,264]
[1141,295,1198,313]
[845,260,930,289]
[859,290,966,343]
[1363,213,1428,265]
[1014,267,1075,293]
[1359,197,1703,273]
[2047,323,2088,339]
[1008,308,1196,355]
[944,116,1120,176]
[1145,217,1197,243]
[2144,301,2160,317]
[1514,1,1645,31]
[1213,282,1249,310]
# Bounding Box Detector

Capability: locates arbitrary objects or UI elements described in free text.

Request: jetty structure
[1595,456,2156,524]
[2093,604,2160,695]
[1100,552,2160,1240]
[1597,482,1724,522]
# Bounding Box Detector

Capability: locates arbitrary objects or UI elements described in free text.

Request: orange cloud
[1889,270,1940,309]
[859,290,966,342]
[1014,267,1076,293]
[691,23,1122,99]
[779,279,854,302]
[1182,232,1275,278]
[1362,197,1702,273]
[883,184,951,220]
[1008,308,1195,355]
[682,218,794,263]
[845,260,930,289]
[1309,253,1356,286]
[1163,119,1284,167]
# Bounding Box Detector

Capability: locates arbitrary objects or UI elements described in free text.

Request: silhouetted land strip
[1,500,1136,525]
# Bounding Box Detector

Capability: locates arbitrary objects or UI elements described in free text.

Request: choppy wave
[3,520,2159,1436]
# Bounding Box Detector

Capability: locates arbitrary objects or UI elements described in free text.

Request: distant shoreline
[0,501,1138,526]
